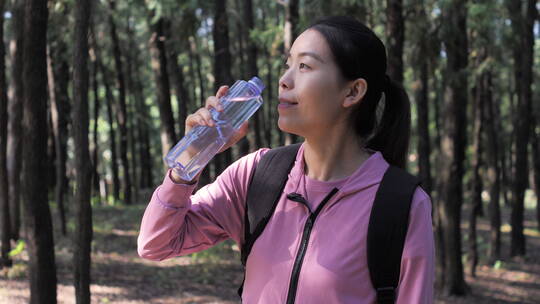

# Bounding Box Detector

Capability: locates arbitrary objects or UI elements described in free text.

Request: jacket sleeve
[137,148,268,261]
[396,187,435,304]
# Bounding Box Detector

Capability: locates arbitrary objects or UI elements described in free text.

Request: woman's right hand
[171,86,249,184]
[185,85,249,151]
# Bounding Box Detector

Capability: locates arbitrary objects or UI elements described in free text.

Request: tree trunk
[243,0,264,152]
[149,16,176,159]
[281,0,299,145]
[0,0,12,267]
[46,45,68,236]
[189,35,206,108]
[468,57,486,277]
[412,0,432,194]
[7,0,24,241]
[131,46,154,189]
[213,0,234,173]
[22,0,57,302]
[73,0,93,301]
[439,0,468,295]
[108,0,131,204]
[101,64,121,202]
[532,117,540,231]
[164,20,190,138]
[485,71,501,263]
[90,31,101,195]
[507,0,535,258]
[386,0,404,84]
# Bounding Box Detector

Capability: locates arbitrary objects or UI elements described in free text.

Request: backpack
[238,144,421,304]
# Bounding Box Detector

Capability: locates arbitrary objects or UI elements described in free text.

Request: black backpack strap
[238,143,301,297]
[367,165,421,304]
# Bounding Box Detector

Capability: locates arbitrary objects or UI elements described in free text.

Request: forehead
[288,29,333,61]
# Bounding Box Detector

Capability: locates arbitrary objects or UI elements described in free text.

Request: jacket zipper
[285,188,339,304]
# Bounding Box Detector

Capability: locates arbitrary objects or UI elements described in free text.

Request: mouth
[278,97,298,109]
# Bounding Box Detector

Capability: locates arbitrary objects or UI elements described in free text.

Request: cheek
[297,77,342,118]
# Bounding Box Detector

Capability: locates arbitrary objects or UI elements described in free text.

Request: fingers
[185,85,229,136]
[205,85,228,111]
[186,108,215,129]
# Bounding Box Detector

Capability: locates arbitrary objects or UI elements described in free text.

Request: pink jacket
[138,144,435,303]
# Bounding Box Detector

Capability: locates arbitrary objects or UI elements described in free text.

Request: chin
[278,118,303,137]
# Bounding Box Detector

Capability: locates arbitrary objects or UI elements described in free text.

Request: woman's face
[278,29,351,138]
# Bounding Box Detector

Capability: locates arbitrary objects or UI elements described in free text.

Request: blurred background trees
[0,0,538,302]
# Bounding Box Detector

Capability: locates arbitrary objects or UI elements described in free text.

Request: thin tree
[213,0,234,172]
[506,0,536,257]
[48,4,71,236]
[279,0,299,145]
[73,0,94,301]
[485,70,501,263]
[438,0,468,295]
[91,29,121,202]
[7,0,24,241]
[149,15,177,159]
[0,0,12,267]
[468,50,487,277]
[411,0,433,194]
[22,0,57,302]
[243,0,263,150]
[108,0,132,204]
[386,0,405,84]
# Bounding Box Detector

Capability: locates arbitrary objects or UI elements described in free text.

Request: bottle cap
[248,77,265,95]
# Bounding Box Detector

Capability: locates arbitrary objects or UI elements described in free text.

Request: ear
[342,78,367,108]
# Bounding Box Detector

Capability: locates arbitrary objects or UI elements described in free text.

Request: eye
[282,61,290,70]
[299,63,310,69]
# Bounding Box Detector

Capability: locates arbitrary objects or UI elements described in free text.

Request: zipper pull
[287,192,312,213]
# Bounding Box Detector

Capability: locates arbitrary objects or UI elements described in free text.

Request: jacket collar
[285,142,390,200]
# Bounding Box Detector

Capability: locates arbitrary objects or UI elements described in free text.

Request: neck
[303,128,371,181]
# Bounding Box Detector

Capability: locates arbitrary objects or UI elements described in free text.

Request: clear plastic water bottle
[164,76,265,181]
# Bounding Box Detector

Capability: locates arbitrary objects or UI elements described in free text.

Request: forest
[0,0,539,303]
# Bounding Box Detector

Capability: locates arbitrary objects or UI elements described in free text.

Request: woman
[138,16,434,303]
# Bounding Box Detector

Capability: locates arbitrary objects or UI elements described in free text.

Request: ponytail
[365,77,411,169]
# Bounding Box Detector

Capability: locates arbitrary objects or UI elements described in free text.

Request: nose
[279,69,293,91]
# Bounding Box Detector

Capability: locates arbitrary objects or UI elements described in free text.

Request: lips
[278,97,298,107]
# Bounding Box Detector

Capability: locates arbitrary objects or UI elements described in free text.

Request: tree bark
[243,0,264,151]
[412,0,432,195]
[532,116,540,231]
[439,0,468,295]
[90,30,101,195]
[72,0,93,302]
[46,43,69,236]
[213,0,234,173]
[281,0,299,145]
[149,16,176,159]
[0,0,12,267]
[468,57,486,277]
[386,0,405,84]
[507,0,536,257]
[22,0,57,302]
[108,0,131,204]
[7,0,24,241]
[485,71,501,263]
[164,20,190,138]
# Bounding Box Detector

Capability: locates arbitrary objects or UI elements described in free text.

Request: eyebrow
[285,51,326,63]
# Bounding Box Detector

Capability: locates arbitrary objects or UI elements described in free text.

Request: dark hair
[308,16,411,169]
